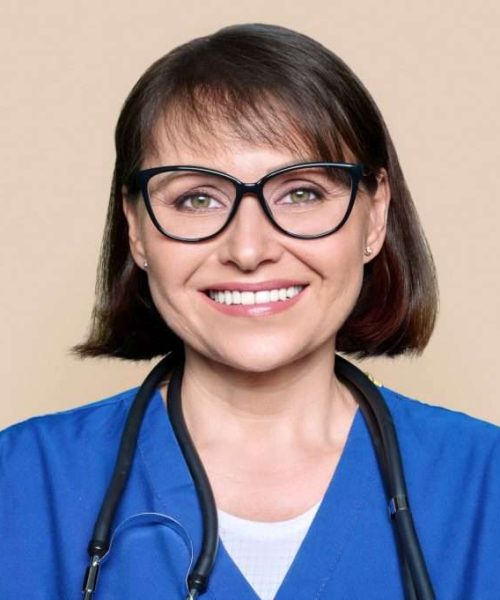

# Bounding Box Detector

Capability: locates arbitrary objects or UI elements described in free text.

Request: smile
[207,285,305,306]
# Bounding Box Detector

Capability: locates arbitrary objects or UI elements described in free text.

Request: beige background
[1,1,499,429]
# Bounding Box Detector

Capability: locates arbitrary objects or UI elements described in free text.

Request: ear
[363,169,391,263]
[122,185,148,269]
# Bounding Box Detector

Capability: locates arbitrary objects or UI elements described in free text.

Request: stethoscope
[82,350,435,600]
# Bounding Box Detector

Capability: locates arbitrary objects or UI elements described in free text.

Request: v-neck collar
[137,388,380,599]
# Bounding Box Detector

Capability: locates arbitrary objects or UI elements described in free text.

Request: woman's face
[123,125,390,374]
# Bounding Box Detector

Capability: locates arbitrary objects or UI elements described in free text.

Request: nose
[216,192,284,271]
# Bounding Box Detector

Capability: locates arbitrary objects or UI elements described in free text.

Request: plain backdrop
[1,0,499,429]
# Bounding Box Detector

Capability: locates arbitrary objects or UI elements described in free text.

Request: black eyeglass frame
[129,161,367,243]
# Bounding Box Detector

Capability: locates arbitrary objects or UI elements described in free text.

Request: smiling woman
[1,22,500,600]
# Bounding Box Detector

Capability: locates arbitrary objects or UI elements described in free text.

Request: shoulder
[0,387,156,597]
[0,387,139,462]
[377,386,500,593]
[0,387,148,543]
[380,385,500,442]
[378,385,500,484]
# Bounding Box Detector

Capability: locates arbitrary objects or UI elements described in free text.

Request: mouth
[202,284,309,307]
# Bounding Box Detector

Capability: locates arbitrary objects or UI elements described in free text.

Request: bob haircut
[74,23,438,360]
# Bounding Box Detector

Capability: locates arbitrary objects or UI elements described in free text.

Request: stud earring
[364,246,373,257]
[143,260,148,269]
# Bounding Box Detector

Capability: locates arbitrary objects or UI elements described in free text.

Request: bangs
[143,84,350,168]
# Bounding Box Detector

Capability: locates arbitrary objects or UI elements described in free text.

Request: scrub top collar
[134,388,389,599]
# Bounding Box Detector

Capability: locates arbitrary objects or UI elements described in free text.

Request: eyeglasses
[130,161,366,242]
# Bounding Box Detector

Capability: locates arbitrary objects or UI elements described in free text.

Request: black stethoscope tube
[83,352,179,599]
[335,355,434,600]
[345,395,419,600]
[166,357,219,599]
[82,353,435,599]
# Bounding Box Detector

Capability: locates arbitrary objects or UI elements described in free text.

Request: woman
[1,23,499,599]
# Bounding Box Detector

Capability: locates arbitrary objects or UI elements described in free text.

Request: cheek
[328,250,364,311]
[140,229,182,306]
[146,262,195,341]
[141,235,205,336]
[309,225,366,315]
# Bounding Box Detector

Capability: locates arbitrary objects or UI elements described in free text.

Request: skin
[123,125,391,521]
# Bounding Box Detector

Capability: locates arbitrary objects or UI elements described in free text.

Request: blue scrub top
[1,385,499,599]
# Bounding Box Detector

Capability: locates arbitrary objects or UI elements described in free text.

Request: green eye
[291,190,307,202]
[289,189,317,203]
[191,195,210,208]
[175,193,221,211]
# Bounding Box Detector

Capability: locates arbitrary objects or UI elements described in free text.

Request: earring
[364,246,373,257]
[143,260,148,269]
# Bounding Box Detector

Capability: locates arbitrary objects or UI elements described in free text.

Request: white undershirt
[217,500,322,600]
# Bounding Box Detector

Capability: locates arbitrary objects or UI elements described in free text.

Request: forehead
[143,121,319,183]
[142,95,340,171]
[146,126,316,176]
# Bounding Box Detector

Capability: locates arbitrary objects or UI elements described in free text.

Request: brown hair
[73,23,438,360]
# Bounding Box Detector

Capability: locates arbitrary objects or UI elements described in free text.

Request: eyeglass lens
[146,166,354,239]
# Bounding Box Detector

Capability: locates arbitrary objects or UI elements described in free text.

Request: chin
[200,342,312,376]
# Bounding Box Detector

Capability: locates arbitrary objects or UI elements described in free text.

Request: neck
[161,343,358,452]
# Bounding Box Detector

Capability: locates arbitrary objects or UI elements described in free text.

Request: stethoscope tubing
[83,352,178,598]
[83,351,435,599]
[167,357,219,598]
[335,355,434,600]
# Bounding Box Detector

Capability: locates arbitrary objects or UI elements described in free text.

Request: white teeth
[255,291,270,304]
[241,291,254,305]
[208,285,305,306]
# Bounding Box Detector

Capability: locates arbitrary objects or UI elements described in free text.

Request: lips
[199,279,308,317]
